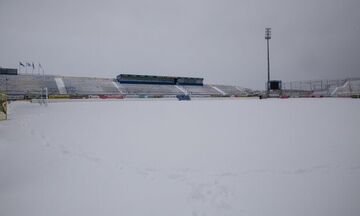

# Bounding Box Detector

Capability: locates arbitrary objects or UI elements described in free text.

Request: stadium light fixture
[265,27,271,95]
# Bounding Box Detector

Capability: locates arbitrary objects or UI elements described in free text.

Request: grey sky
[1,0,359,88]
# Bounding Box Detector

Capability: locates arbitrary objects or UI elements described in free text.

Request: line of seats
[211,85,245,96]
[118,83,183,95]
[0,75,59,95]
[182,85,221,95]
[62,77,119,95]
[0,75,254,97]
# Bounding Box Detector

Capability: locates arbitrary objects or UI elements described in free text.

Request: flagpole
[18,62,20,75]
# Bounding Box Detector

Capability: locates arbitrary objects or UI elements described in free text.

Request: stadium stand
[62,77,119,95]
[3,72,359,100]
[54,77,67,94]
[0,75,59,98]
[117,74,203,85]
[0,74,257,100]
[211,85,249,96]
[181,85,222,96]
[117,83,183,95]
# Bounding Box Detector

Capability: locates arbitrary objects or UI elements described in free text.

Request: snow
[1,98,360,216]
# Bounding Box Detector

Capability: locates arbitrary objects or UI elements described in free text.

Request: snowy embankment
[1,99,360,216]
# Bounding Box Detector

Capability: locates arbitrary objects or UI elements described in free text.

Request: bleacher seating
[182,85,221,96]
[212,85,250,96]
[119,83,183,95]
[0,74,256,99]
[0,75,59,96]
[62,77,119,95]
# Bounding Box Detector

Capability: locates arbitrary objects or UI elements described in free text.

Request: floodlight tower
[265,27,271,95]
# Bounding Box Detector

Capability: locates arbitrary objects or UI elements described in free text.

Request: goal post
[42,87,48,106]
[30,87,48,106]
[0,93,7,120]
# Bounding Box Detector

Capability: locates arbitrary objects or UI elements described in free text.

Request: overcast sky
[1,0,359,88]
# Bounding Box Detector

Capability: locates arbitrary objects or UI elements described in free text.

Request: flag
[19,62,25,67]
[32,62,35,69]
[26,62,31,67]
[38,63,42,69]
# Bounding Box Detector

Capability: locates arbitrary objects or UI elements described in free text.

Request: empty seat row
[62,77,119,95]
[0,75,59,95]
[118,83,183,95]
[182,85,221,95]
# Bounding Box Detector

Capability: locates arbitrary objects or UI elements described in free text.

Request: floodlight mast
[265,27,271,95]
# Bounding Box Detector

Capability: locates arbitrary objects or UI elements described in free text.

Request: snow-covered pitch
[1,98,360,216]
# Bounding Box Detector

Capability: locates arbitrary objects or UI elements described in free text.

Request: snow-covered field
[1,98,360,216]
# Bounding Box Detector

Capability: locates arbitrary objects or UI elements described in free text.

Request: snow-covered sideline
[1,99,360,216]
